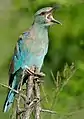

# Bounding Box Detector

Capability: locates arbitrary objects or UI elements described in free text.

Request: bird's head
[34,7,62,27]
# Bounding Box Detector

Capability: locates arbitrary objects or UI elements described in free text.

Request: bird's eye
[40,12,45,15]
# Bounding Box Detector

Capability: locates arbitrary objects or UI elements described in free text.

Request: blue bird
[3,6,61,112]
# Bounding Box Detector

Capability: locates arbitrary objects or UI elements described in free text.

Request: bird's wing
[9,31,32,86]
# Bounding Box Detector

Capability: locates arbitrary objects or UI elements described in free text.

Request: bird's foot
[25,67,45,78]
[34,72,45,78]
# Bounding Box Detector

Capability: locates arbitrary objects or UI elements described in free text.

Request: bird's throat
[32,22,48,42]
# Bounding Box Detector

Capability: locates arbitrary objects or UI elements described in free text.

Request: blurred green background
[0,0,84,119]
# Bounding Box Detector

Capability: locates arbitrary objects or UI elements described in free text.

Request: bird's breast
[30,38,48,56]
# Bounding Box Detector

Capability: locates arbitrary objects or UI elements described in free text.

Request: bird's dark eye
[40,12,45,15]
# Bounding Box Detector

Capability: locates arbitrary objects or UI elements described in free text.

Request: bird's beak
[47,6,62,25]
[50,16,62,25]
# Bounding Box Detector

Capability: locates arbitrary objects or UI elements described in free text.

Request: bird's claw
[25,67,45,78]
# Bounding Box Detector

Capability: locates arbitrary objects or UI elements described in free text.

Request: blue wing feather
[3,32,30,112]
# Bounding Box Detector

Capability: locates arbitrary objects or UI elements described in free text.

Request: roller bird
[3,6,61,112]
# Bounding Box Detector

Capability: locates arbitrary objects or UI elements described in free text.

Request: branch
[51,68,77,109]
[41,84,48,104]
[23,75,34,119]
[56,69,76,97]
[0,82,18,94]
[41,109,57,114]
[0,82,27,101]
[41,107,84,117]
[34,80,40,119]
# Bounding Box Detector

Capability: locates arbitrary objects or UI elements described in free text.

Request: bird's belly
[21,51,45,70]
[26,38,48,56]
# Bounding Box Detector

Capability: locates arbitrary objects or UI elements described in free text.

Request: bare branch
[0,82,18,94]
[51,65,77,109]
[41,84,48,104]
[41,109,57,114]
[34,80,40,119]
[22,75,34,119]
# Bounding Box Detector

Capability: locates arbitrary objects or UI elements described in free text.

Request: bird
[3,6,61,112]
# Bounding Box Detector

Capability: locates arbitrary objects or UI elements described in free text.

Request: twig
[34,80,40,119]
[16,69,25,119]
[41,84,48,104]
[23,75,34,119]
[0,82,27,101]
[0,82,19,94]
[22,67,45,119]
[41,107,84,117]
[51,68,77,109]
[50,70,57,87]
[56,69,76,97]
[41,109,57,114]
[28,98,37,107]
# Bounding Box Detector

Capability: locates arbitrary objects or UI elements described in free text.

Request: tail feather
[3,68,23,112]
[3,90,15,112]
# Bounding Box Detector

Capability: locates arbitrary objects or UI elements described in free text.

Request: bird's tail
[3,90,15,112]
[3,68,23,112]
